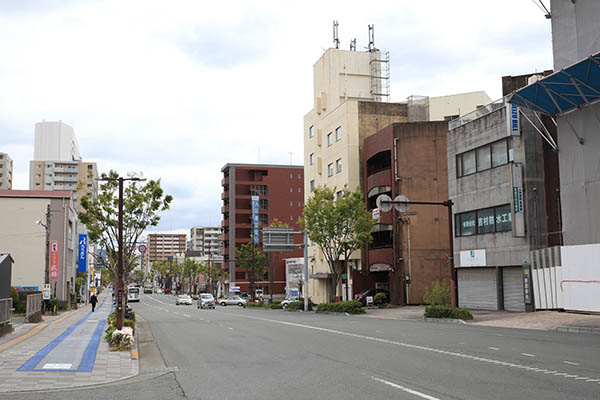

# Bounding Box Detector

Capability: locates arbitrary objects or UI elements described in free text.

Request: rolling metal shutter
[458,268,498,310]
[503,267,525,312]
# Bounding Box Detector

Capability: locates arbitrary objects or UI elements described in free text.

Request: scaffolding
[370,51,390,102]
[407,95,430,122]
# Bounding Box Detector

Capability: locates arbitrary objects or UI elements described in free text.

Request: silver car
[198,293,215,309]
[219,296,247,307]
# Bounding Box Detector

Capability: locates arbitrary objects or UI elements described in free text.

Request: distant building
[190,226,223,258]
[29,160,98,214]
[0,190,78,301]
[221,163,304,296]
[0,152,13,190]
[148,233,187,262]
[34,121,81,162]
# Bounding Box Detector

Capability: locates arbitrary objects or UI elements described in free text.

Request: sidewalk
[362,306,600,333]
[0,294,138,393]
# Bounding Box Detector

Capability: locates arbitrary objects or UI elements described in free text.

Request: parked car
[355,288,389,306]
[198,293,216,309]
[155,288,163,294]
[219,296,246,307]
[281,298,299,309]
[176,294,193,305]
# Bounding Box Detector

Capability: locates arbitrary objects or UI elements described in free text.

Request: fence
[0,298,12,326]
[26,293,42,323]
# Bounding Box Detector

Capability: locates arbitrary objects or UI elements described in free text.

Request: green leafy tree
[182,258,200,295]
[236,242,267,301]
[198,260,222,296]
[300,186,374,302]
[78,170,173,288]
[132,270,145,285]
[423,280,451,306]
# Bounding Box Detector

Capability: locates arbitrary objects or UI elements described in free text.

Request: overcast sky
[0,0,553,235]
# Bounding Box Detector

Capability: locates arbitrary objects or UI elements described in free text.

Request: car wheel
[238,302,243,306]
[221,302,226,306]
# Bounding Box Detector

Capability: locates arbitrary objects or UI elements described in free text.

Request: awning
[507,52,600,116]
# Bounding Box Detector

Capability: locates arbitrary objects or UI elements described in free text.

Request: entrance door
[503,267,525,312]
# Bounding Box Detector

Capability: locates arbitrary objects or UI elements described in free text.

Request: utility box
[0,254,13,299]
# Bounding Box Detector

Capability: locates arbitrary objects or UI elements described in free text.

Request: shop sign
[459,249,486,267]
[370,263,392,272]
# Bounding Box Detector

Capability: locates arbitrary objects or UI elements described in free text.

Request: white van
[127,286,140,302]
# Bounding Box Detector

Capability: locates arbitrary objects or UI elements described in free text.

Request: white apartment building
[190,226,223,258]
[0,153,13,189]
[34,121,81,162]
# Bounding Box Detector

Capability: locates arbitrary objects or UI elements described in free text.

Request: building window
[290,215,294,221]
[310,180,315,192]
[328,163,334,177]
[290,173,293,179]
[250,185,268,196]
[336,158,342,173]
[455,204,512,236]
[335,126,342,141]
[327,132,333,146]
[336,190,343,199]
[309,153,315,165]
[290,187,293,192]
[298,201,302,206]
[456,138,512,178]
[290,201,294,206]
[309,125,314,138]
[298,187,301,193]
[298,173,301,179]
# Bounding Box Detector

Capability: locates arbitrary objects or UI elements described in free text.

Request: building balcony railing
[448,97,505,130]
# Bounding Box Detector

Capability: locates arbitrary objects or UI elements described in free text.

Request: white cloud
[0,0,554,230]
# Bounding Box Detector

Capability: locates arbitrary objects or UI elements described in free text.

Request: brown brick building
[221,164,304,296]
[357,122,452,305]
[148,233,187,262]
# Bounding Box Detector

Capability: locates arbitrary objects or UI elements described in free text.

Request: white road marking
[183,314,191,318]
[522,353,536,357]
[488,347,500,350]
[564,361,580,366]
[43,363,72,369]
[225,312,599,386]
[371,376,440,400]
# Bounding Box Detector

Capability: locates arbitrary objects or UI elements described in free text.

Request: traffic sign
[376,194,392,212]
[394,195,410,213]
[138,244,147,254]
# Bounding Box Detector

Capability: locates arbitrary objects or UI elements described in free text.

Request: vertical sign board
[251,195,260,243]
[511,163,525,237]
[78,234,87,273]
[506,103,520,136]
[49,241,59,279]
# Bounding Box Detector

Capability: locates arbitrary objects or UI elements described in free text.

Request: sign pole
[303,232,308,312]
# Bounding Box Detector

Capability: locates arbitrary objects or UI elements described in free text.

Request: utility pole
[44,204,51,284]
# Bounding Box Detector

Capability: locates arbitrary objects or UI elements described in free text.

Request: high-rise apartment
[0,152,13,189]
[190,226,223,258]
[221,164,304,296]
[34,121,81,162]
[148,233,187,262]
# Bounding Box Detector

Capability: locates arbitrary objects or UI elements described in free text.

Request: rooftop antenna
[350,38,356,51]
[333,20,340,49]
[368,24,378,52]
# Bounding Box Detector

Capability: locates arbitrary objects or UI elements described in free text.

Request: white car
[281,298,299,309]
[176,294,193,305]
[219,296,247,307]
[198,293,215,309]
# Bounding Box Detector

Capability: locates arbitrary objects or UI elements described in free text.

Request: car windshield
[201,294,213,299]
[179,295,190,299]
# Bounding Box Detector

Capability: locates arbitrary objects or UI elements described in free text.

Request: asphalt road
[6,294,600,400]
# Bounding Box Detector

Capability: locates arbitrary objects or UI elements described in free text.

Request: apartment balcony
[366,168,392,192]
[54,175,78,182]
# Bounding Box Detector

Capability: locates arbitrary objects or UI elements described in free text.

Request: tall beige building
[304,48,409,303]
[29,160,98,214]
[303,48,492,303]
[0,152,13,189]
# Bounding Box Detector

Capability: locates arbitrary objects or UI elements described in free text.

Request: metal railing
[448,97,506,130]
[0,298,12,326]
[26,293,42,322]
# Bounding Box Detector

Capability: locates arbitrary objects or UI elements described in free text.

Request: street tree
[78,170,172,311]
[236,242,267,301]
[199,260,222,297]
[299,186,373,302]
[182,258,200,295]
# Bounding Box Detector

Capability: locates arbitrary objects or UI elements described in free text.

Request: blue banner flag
[78,234,88,272]
[251,195,259,243]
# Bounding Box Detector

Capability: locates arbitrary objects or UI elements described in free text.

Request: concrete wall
[428,91,491,121]
[34,121,81,162]
[557,244,600,312]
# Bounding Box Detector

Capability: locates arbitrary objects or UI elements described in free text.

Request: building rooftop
[0,190,74,198]
[221,163,303,172]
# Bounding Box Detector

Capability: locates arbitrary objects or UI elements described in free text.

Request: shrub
[424,305,473,320]
[10,287,19,312]
[373,292,387,306]
[316,300,364,314]
[285,301,312,311]
[104,325,117,341]
[268,303,283,309]
[109,327,134,350]
[423,280,451,306]
[245,301,262,307]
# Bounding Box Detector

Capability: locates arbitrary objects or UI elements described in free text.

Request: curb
[555,326,600,335]
[424,317,467,325]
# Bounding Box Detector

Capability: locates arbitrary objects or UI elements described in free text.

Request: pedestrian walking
[90,293,98,312]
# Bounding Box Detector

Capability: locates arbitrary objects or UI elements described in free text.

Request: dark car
[355,288,389,306]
